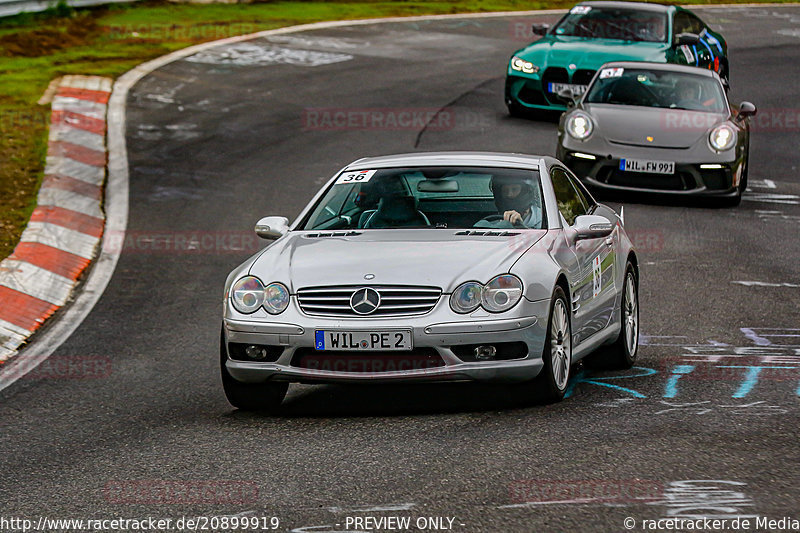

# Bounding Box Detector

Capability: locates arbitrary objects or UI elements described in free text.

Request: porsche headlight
[264,282,290,315]
[450,282,483,314]
[709,124,736,151]
[566,112,593,140]
[510,56,539,75]
[482,275,524,313]
[231,276,266,314]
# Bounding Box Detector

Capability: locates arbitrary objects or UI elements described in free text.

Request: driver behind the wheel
[673,78,714,110]
[475,175,543,229]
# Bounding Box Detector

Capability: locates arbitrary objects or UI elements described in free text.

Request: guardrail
[0,0,136,18]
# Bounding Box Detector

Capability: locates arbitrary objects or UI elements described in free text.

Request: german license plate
[620,158,675,174]
[547,82,587,95]
[314,330,413,351]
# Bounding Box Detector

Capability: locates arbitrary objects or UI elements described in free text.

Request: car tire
[721,155,747,207]
[534,285,572,403]
[592,263,639,369]
[220,327,288,412]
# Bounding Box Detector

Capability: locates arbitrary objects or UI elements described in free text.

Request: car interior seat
[362,196,430,228]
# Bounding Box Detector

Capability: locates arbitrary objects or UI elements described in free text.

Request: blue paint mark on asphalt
[664,364,695,399]
[731,366,762,398]
[565,366,656,399]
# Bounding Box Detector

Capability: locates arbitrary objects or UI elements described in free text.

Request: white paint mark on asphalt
[266,35,365,50]
[648,480,759,520]
[743,192,800,205]
[655,400,788,416]
[327,503,416,514]
[778,28,800,37]
[186,42,353,67]
[135,123,200,141]
[748,178,777,189]
[756,210,800,222]
[741,327,772,346]
[594,398,636,408]
[732,281,800,288]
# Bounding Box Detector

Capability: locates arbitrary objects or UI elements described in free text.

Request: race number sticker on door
[335,169,377,185]
[592,255,602,298]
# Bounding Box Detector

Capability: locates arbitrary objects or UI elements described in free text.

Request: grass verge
[0,0,795,259]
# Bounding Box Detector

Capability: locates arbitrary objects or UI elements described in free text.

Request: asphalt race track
[2,6,800,532]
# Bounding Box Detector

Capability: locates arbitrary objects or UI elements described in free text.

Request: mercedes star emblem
[350,287,381,315]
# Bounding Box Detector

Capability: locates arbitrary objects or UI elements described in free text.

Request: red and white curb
[0,76,112,364]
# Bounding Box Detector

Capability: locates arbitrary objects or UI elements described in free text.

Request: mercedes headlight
[231,276,265,314]
[450,282,483,314]
[567,112,593,140]
[231,277,290,314]
[510,56,539,75]
[482,275,524,313]
[709,124,736,152]
[264,282,290,314]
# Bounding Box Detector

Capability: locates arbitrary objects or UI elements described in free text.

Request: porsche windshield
[585,68,727,112]
[552,6,667,43]
[302,167,545,231]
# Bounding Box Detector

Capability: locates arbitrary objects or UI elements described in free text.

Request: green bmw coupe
[505,1,728,117]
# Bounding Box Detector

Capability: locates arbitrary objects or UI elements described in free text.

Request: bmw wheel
[220,326,288,412]
[536,285,572,403]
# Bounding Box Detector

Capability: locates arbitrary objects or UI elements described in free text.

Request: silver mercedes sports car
[220,152,640,411]
[556,61,755,205]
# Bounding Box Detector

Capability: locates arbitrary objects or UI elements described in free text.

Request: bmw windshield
[552,6,667,43]
[301,167,545,231]
[585,67,728,112]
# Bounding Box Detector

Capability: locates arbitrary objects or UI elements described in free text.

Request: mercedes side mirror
[573,214,614,241]
[737,101,757,120]
[532,23,550,36]
[255,216,289,240]
[673,33,700,47]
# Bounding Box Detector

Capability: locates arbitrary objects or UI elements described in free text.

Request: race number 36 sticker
[592,255,602,298]
[335,169,377,185]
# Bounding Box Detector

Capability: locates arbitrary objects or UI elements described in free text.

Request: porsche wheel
[220,327,288,412]
[536,286,572,403]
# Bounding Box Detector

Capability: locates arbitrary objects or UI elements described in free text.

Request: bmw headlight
[510,56,539,75]
[450,282,483,314]
[264,282,290,315]
[231,277,290,314]
[231,276,265,314]
[709,124,736,152]
[566,112,593,140]
[482,275,524,313]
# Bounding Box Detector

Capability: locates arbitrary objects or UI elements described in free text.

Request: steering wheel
[478,214,525,228]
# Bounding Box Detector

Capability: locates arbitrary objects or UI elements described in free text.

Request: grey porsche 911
[220,152,640,411]
[556,62,756,205]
